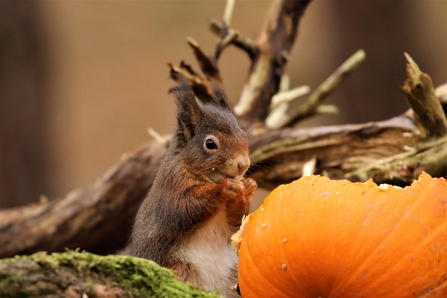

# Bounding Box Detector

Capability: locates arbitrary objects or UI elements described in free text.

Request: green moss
[0,250,223,298]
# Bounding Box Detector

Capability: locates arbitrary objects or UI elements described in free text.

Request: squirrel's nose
[236,155,250,173]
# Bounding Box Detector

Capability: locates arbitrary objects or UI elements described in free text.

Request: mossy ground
[0,250,223,298]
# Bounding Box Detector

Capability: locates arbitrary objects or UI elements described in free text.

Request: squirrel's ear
[210,82,232,111]
[169,80,202,144]
[195,82,232,111]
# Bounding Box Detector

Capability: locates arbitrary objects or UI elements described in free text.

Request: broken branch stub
[187,37,221,82]
[402,53,447,139]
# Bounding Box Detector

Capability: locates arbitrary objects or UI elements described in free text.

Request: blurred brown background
[1,0,446,208]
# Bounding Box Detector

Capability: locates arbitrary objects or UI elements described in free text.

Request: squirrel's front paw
[221,178,244,200]
[223,178,250,230]
[242,178,257,201]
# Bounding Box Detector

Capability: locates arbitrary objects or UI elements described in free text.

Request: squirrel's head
[169,80,250,184]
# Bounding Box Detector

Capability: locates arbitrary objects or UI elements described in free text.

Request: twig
[266,49,365,129]
[223,0,235,26]
[186,37,221,81]
[401,53,447,138]
[209,19,258,60]
[212,28,238,63]
[435,82,447,104]
[176,1,242,83]
[270,85,310,110]
[302,155,317,176]
[212,0,238,64]
[184,0,238,81]
[147,128,170,147]
[266,85,312,129]
[315,104,339,115]
[278,74,290,92]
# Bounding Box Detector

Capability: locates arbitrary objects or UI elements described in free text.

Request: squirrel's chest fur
[176,205,238,297]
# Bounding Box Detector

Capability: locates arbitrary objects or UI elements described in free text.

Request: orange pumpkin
[234,172,447,297]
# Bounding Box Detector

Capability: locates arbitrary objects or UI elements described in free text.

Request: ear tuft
[169,80,202,146]
[209,82,232,111]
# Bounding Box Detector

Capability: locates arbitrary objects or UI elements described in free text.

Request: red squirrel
[129,80,257,297]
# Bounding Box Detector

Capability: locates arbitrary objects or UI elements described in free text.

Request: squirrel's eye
[205,139,218,150]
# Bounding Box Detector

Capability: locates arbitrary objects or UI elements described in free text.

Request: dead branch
[187,37,222,81]
[209,19,258,60]
[266,49,366,129]
[402,53,447,138]
[234,0,312,124]
[0,141,166,258]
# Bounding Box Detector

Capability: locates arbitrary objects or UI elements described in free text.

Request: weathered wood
[402,53,447,138]
[248,116,420,188]
[0,141,166,258]
[234,0,312,124]
[266,49,366,129]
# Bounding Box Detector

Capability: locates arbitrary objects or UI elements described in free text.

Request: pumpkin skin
[236,172,447,297]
